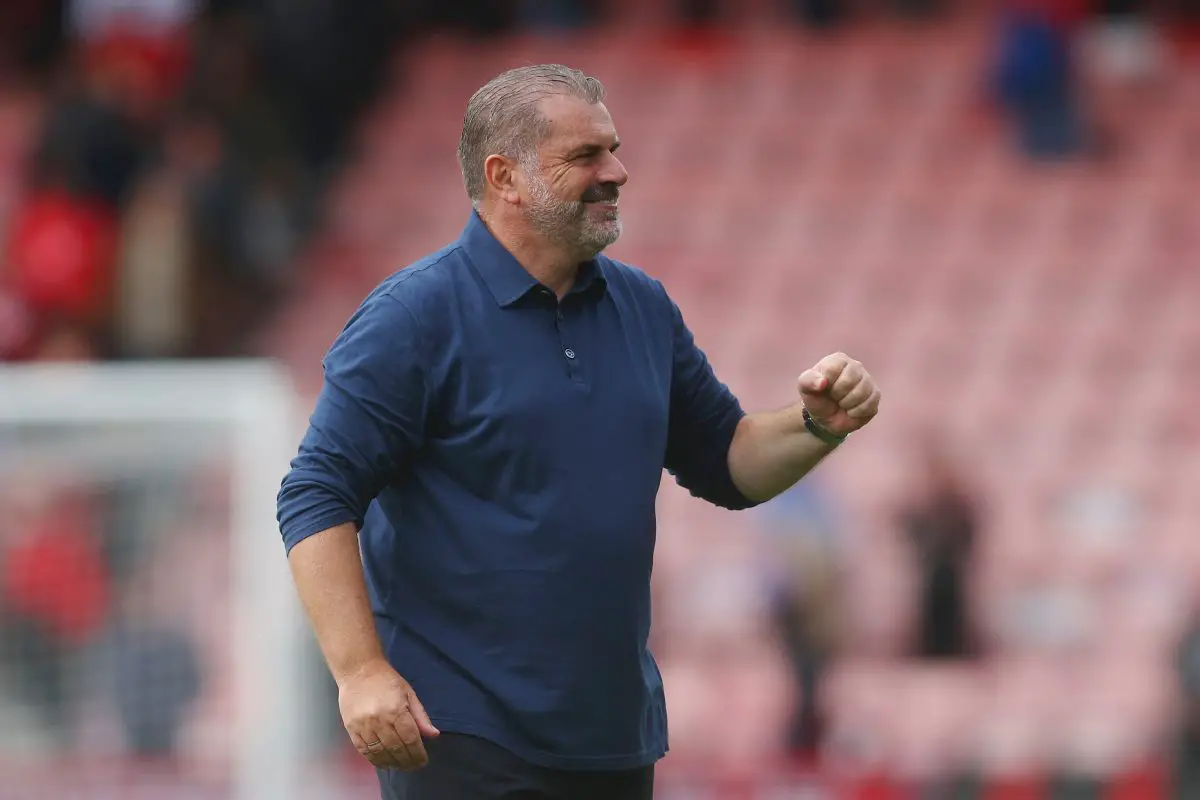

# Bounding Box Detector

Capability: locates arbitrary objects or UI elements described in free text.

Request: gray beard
[525,175,621,257]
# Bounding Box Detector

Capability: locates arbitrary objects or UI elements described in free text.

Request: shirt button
[564,348,576,359]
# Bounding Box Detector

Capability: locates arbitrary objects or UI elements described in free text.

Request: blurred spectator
[110,125,196,359]
[406,0,517,36]
[992,0,1093,160]
[3,187,120,354]
[676,0,848,29]
[40,0,199,203]
[517,0,603,30]
[1175,610,1200,795]
[760,479,843,759]
[898,441,980,660]
[31,82,147,208]
[790,0,849,29]
[255,0,396,171]
[0,488,111,746]
[107,558,202,760]
[186,141,307,356]
[69,0,196,107]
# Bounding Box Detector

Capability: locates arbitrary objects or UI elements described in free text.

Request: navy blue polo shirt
[277,213,756,771]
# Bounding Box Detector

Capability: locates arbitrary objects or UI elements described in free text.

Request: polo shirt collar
[459,212,606,307]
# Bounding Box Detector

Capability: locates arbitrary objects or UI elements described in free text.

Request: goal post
[0,360,313,799]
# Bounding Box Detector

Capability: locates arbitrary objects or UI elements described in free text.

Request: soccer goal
[0,360,318,799]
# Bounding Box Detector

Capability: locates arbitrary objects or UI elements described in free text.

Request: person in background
[676,0,848,29]
[2,185,120,357]
[108,556,202,761]
[1175,608,1200,796]
[992,0,1093,160]
[760,479,843,761]
[899,441,980,660]
[0,486,111,746]
[517,0,603,30]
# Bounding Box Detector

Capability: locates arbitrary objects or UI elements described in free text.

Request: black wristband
[803,406,847,446]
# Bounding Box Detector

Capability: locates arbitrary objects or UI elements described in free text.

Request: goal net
[0,360,330,799]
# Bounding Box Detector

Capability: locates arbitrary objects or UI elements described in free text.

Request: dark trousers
[378,733,655,800]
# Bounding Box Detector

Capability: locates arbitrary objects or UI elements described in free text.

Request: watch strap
[803,406,847,446]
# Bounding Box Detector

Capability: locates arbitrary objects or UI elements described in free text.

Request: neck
[479,208,584,297]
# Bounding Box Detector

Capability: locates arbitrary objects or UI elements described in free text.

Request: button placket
[552,299,584,384]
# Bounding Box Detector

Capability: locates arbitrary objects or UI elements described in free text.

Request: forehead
[536,94,618,151]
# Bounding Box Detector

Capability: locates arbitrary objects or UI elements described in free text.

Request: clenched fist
[798,352,880,437]
[339,659,440,771]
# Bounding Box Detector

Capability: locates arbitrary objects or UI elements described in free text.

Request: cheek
[552,168,593,197]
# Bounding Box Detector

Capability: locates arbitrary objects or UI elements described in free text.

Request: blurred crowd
[0,0,1195,363]
[0,0,399,363]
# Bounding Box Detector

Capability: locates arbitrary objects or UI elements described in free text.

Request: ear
[483,153,522,206]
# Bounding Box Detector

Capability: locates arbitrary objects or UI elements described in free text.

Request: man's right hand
[338,659,440,771]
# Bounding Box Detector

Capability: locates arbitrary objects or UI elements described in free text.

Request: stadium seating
[262,14,1200,789]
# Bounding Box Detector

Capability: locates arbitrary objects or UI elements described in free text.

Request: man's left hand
[797,352,881,437]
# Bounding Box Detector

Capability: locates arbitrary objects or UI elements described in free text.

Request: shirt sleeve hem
[281,511,362,554]
[712,408,761,511]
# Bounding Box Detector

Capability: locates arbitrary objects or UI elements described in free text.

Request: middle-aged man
[278,64,881,800]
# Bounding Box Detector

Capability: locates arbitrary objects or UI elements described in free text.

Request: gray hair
[458,64,606,207]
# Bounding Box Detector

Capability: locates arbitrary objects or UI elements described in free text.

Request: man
[277,64,880,800]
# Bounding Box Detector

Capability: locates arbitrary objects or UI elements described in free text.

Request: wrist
[333,652,392,688]
[802,406,847,447]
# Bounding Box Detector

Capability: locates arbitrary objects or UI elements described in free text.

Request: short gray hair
[458,64,606,206]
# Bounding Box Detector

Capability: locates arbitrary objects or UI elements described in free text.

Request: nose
[602,151,629,187]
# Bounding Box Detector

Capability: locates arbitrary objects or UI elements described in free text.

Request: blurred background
[0,0,1198,797]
